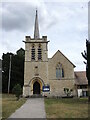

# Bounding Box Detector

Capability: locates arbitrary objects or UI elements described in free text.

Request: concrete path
[8,98,46,119]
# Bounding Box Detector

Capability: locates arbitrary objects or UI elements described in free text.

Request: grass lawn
[45,97,88,118]
[2,94,26,120]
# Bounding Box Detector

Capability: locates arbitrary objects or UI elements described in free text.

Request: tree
[81,50,87,64]
[2,53,13,93]
[81,39,90,102]
[86,40,90,102]
[86,40,90,81]
[12,84,22,100]
[2,48,25,93]
[16,48,25,57]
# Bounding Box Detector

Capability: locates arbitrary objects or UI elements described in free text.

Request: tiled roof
[74,71,88,85]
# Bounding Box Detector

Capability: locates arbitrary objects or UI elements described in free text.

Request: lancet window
[56,63,64,79]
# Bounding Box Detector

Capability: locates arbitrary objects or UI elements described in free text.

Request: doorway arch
[33,81,40,94]
[29,77,45,95]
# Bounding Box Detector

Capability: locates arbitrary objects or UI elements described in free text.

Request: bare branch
[81,52,87,60]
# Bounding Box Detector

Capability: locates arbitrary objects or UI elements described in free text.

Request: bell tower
[23,10,50,96]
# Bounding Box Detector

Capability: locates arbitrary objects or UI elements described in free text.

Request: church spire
[34,9,40,39]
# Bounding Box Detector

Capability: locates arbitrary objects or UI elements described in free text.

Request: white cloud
[0,1,88,71]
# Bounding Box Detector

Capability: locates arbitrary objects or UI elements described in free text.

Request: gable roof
[74,71,88,85]
[49,50,76,67]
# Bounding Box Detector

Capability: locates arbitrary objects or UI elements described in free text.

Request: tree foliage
[12,84,22,100]
[2,48,25,93]
[86,40,90,80]
[81,40,90,79]
[81,50,87,60]
[81,40,90,102]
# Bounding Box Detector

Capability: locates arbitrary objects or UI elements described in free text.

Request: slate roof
[74,71,88,85]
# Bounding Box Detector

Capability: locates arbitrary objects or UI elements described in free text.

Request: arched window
[31,44,35,60]
[38,44,42,60]
[56,63,64,79]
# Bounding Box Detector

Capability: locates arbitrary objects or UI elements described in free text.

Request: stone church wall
[48,50,76,96]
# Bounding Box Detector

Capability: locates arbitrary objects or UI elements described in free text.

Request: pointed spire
[34,9,40,39]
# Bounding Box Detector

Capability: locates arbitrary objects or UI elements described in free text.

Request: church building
[23,10,76,97]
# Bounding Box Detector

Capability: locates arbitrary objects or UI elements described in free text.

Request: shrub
[64,88,73,97]
[12,84,22,100]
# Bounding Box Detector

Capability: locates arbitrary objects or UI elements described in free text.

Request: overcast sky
[0,0,89,71]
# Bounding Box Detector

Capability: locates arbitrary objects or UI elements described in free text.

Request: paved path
[8,98,46,119]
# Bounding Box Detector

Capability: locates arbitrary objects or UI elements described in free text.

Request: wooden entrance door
[33,81,40,94]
